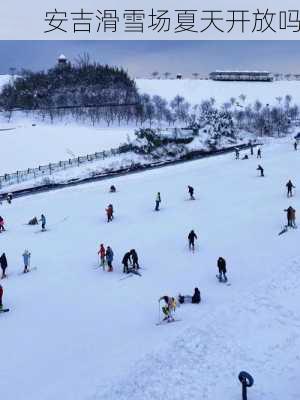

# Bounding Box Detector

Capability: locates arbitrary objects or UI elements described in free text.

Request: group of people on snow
[0,250,32,279]
[97,244,114,271]
[122,249,139,273]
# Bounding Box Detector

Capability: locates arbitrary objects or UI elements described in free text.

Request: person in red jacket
[98,244,106,269]
[106,204,113,222]
[0,285,3,309]
[0,216,5,232]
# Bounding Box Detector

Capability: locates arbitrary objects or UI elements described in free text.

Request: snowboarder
[98,244,106,269]
[106,246,114,272]
[286,180,295,197]
[217,257,227,282]
[155,192,161,211]
[110,185,116,193]
[28,217,38,225]
[39,214,46,231]
[0,284,3,310]
[106,204,113,222]
[22,249,31,274]
[188,230,198,251]
[257,165,264,177]
[159,296,177,322]
[130,249,139,270]
[284,206,295,228]
[188,186,195,200]
[122,251,132,274]
[242,154,249,160]
[178,288,201,304]
[294,141,298,151]
[0,216,5,232]
[0,253,8,279]
[235,149,240,160]
[257,148,262,158]
[6,193,12,204]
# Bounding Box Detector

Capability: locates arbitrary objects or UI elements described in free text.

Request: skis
[216,275,231,286]
[119,269,142,281]
[156,319,181,326]
[0,308,9,313]
[278,226,288,236]
[17,267,37,276]
[35,229,49,233]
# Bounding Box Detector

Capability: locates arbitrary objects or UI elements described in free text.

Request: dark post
[238,371,254,400]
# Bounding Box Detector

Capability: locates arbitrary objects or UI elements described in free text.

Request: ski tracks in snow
[94,258,300,400]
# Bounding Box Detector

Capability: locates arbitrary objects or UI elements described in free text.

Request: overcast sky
[0,41,299,77]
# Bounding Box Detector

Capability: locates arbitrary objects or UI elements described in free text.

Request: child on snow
[98,244,106,270]
[0,253,8,279]
[106,246,114,272]
[22,249,31,274]
[178,288,201,304]
[159,296,177,322]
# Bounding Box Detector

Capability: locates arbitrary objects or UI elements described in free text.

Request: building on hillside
[209,70,273,82]
[58,54,68,66]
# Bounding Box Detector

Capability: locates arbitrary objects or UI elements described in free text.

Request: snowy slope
[0,121,134,175]
[136,78,300,106]
[1,139,300,400]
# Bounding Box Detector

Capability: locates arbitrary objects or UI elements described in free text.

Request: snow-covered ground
[1,139,300,400]
[137,78,300,106]
[0,121,134,175]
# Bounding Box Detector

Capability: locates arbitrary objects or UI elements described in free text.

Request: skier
[178,288,201,304]
[286,180,295,197]
[257,165,264,177]
[159,296,177,322]
[291,207,297,228]
[0,216,5,232]
[109,185,116,193]
[7,193,12,204]
[39,214,46,231]
[257,148,262,158]
[22,249,31,274]
[235,149,240,160]
[217,257,227,282]
[98,244,106,269]
[188,230,198,251]
[106,204,113,222]
[188,185,195,200]
[106,246,114,272]
[130,249,139,270]
[122,251,132,274]
[284,206,295,228]
[155,192,161,211]
[294,141,298,151]
[0,284,3,310]
[0,253,8,279]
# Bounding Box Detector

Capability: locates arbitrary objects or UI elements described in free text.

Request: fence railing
[0,148,120,188]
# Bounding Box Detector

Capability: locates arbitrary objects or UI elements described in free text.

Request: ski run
[0,138,300,400]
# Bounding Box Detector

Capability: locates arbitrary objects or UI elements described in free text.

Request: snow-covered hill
[136,78,300,106]
[1,139,300,400]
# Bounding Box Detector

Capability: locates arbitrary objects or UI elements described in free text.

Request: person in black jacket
[122,251,132,273]
[0,253,8,279]
[188,230,197,251]
[257,165,264,177]
[188,186,195,200]
[130,249,139,270]
[178,288,201,304]
[217,257,227,282]
[286,180,295,197]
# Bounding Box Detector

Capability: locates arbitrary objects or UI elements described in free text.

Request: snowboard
[156,319,181,326]
[216,275,231,286]
[0,308,9,313]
